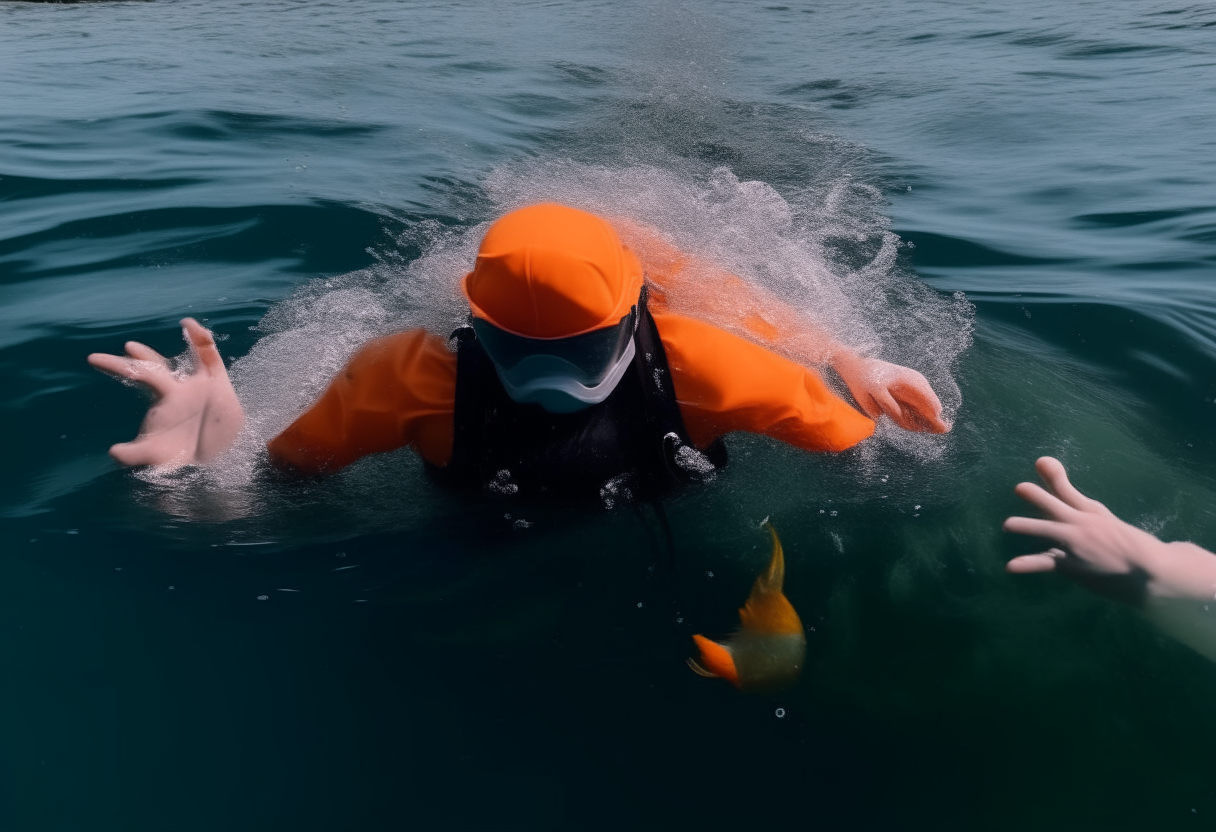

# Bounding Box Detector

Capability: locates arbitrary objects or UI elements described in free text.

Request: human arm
[610,218,948,433]
[87,318,245,467]
[657,311,876,453]
[265,329,456,476]
[1003,456,1216,662]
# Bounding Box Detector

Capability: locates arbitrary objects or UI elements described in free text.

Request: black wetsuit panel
[427,295,725,501]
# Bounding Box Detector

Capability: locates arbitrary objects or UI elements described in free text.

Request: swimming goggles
[472,305,639,410]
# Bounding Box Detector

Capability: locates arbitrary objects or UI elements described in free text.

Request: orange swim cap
[462,203,644,339]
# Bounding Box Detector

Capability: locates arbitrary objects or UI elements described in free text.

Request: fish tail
[689,634,740,687]
[738,524,803,635]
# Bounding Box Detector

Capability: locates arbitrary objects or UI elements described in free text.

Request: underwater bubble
[775,708,786,718]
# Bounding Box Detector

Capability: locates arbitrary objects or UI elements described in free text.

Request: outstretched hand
[88,318,245,468]
[1002,456,1216,606]
[833,354,949,433]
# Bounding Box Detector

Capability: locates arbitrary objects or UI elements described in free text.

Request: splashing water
[154,159,972,513]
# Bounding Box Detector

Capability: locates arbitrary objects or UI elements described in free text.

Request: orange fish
[688,522,806,692]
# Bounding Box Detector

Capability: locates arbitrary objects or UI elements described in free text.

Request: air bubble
[775,708,786,718]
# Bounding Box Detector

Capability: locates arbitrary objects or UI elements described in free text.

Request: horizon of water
[3,1,1216,829]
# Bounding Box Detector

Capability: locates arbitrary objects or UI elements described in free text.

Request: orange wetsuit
[267,210,875,475]
[266,304,875,476]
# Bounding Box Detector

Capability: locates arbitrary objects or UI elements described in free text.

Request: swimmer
[89,203,949,497]
[1004,456,1216,662]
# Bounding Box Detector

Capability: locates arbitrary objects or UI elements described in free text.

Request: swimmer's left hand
[832,354,949,433]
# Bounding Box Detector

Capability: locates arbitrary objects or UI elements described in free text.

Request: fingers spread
[1006,552,1063,574]
[1012,481,1074,520]
[88,352,175,396]
[182,318,224,373]
[1003,515,1073,546]
[124,341,168,366]
[1035,457,1095,511]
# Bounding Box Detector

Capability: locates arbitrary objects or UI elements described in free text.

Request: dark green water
[3,0,1216,829]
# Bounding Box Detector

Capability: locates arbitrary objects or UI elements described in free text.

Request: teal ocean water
[3,1,1216,828]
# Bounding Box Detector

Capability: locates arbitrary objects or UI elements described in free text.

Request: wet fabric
[427,296,717,498]
[266,309,875,476]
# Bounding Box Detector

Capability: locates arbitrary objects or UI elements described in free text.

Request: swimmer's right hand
[88,318,245,468]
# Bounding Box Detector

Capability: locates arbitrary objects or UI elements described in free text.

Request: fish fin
[690,634,740,687]
[756,521,785,593]
[738,524,803,635]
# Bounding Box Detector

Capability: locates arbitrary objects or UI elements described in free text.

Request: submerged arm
[1004,456,1216,663]
[611,217,948,433]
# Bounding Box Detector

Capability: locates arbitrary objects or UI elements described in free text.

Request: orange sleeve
[266,329,456,475]
[653,311,875,453]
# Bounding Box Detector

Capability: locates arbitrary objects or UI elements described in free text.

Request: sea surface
[3,1,1216,829]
